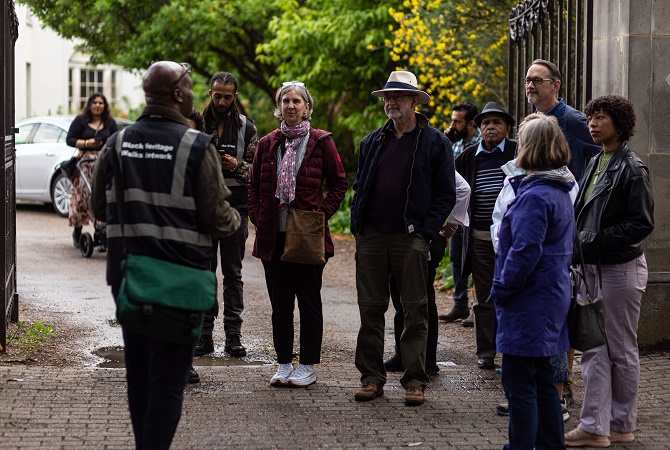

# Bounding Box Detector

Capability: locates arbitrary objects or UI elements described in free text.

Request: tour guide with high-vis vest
[91,105,241,292]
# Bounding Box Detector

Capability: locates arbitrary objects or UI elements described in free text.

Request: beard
[211,104,231,121]
[447,127,464,142]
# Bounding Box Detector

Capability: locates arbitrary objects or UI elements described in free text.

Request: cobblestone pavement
[2,349,669,448]
[2,208,669,448]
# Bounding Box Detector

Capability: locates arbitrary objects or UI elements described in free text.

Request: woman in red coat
[248,81,347,388]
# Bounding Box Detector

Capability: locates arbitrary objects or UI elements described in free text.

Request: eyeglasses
[172,62,192,88]
[522,77,555,86]
[382,93,414,103]
[282,81,305,87]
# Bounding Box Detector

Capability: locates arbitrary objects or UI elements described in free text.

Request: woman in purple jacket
[491,114,575,449]
[248,81,347,388]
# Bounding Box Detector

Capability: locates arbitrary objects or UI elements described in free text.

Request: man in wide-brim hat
[350,70,456,406]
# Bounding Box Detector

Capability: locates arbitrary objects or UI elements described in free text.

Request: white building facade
[14,5,144,121]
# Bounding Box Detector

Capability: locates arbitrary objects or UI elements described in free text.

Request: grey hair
[274,82,314,121]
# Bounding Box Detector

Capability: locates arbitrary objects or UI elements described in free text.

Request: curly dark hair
[584,95,636,142]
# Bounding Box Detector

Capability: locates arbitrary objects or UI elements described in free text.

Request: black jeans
[202,214,249,337]
[390,236,445,373]
[122,327,195,450]
[262,232,324,365]
[471,236,496,359]
[449,227,469,307]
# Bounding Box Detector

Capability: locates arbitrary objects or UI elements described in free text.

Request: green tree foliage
[388,0,516,131]
[19,0,401,172]
[19,0,515,171]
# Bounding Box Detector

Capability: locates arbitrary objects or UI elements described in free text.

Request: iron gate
[1,0,19,353]
[507,0,594,133]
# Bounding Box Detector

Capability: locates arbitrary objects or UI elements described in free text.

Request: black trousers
[262,232,324,365]
[390,236,446,374]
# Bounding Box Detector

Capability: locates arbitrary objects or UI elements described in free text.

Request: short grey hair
[274,82,314,121]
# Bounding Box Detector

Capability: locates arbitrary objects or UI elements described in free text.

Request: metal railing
[1,0,19,352]
[507,0,593,134]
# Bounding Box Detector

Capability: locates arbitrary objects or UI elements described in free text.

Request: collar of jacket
[268,127,331,149]
[139,105,191,127]
[377,112,429,141]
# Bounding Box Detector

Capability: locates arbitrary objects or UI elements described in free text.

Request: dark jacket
[201,104,258,213]
[248,127,348,261]
[560,104,601,179]
[574,142,654,265]
[455,138,517,277]
[91,105,241,288]
[350,113,456,242]
[491,173,575,357]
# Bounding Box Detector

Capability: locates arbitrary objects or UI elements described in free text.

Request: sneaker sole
[287,378,316,388]
[270,379,289,387]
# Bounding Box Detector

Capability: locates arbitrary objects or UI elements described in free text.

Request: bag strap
[573,237,602,303]
[109,129,127,235]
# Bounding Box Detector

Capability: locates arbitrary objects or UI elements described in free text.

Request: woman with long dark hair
[66,93,118,247]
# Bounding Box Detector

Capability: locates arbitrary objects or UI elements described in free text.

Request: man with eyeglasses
[525,59,599,179]
[194,72,258,361]
[90,61,240,449]
[523,59,600,413]
[351,71,455,406]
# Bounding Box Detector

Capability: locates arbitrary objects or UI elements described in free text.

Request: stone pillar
[592,0,670,348]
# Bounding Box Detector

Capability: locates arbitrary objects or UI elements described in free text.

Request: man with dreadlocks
[196,72,258,359]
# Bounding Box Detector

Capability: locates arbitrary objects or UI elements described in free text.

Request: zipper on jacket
[402,128,422,234]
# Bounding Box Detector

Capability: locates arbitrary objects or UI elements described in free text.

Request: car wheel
[80,232,94,258]
[51,172,72,217]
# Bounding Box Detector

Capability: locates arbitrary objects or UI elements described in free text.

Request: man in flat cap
[351,71,456,406]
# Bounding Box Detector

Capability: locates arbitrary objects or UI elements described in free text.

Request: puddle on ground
[93,346,269,368]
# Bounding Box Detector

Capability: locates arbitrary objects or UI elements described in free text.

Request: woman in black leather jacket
[565,96,654,448]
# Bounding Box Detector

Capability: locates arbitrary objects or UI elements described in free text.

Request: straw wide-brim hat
[372,71,431,105]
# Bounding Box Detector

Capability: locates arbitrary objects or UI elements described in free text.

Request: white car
[15,116,133,216]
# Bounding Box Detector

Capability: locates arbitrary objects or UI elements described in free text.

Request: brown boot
[354,383,384,401]
[404,387,425,406]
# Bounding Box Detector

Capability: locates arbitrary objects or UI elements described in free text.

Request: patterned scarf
[276,120,310,206]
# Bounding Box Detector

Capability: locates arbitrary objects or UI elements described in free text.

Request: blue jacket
[350,113,455,242]
[491,173,575,357]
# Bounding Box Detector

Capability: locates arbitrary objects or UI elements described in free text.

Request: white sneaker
[270,363,293,387]
[287,364,316,387]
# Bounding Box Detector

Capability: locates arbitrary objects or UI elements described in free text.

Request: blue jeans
[122,326,195,450]
[501,354,565,450]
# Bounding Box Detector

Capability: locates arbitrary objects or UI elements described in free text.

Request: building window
[79,68,104,110]
[68,66,119,113]
[111,71,117,103]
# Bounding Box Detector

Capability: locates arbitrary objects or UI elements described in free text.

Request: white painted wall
[14,5,144,121]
